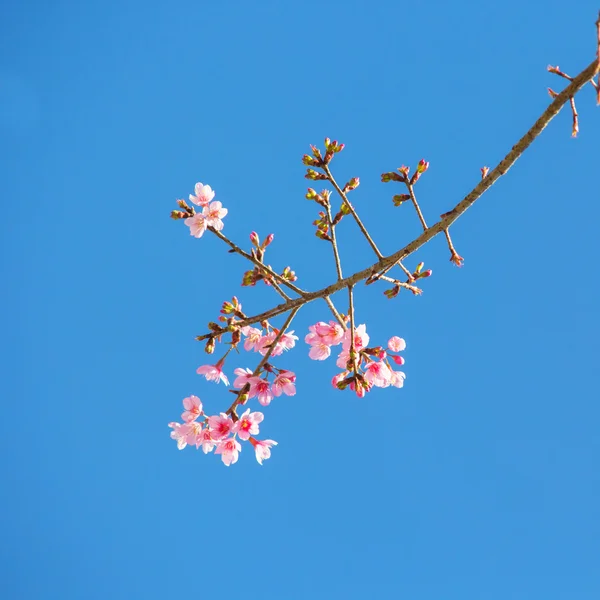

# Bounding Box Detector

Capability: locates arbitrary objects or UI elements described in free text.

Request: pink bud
[249,231,259,246]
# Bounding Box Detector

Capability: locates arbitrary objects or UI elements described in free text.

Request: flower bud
[302,154,321,167]
[392,194,410,207]
[262,233,274,249]
[390,354,405,366]
[310,144,322,160]
[170,210,187,220]
[419,269,433,278]
[249,231,260,246]
[305,169,327,180]
[415,262,424,274]
[384,286,400,299]
[205,337,216,354]
[343,177,360,192]
[381,172,404,183]
[282,266,297,281]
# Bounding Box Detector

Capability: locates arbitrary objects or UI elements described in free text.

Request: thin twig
[324,296,347,330]
[397,262,415,282]
[443,229,463,266]
[325,200,344,280]
[322,164,384,259]
[209,227,306,296]
[405,180,428,231]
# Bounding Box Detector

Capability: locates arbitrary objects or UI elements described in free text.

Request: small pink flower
[272,370,296,397]
[235,408,264,441]
[252,378,274,406]
[390,371,406,388]
[388,336,406,352]
[314,321,345,345]
[207,413,235,440]
[342,324,369,351]
[168,421,190,450]
[364,361,392,388]
[250,438,278,465]
[215,438,241,466]
[197,363,229,386]
[258,330,298,357]
[335,348,350,369]
[309,342,331,361]
[202,201,228,231]
[199,428,216,454]
[233,367,254,389]
[189,182,215,207]
[181,395,203,422]
[241,326,264,352]
[184,213,207,238]
[168,421,202,449]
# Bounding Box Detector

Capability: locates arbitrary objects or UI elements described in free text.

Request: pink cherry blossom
[250,438,278,465]
[272,370,296,397]
[197,363,229,386]
[314,321,345,345]
[181,395,203,422]
[235,408,264,441]
[252,378,274,406]
[207,413,235,440]
[202,201,228,231]
[342,324,369,351]
[233,367,255,389]
[241,326,264,352]
[258,330,298,357]
[184,213,207,238]
[168,421,190,450]
[189,182,215,207]
[336,348,353,369]
[168,421,202,450]
[364,361,392,388]
[199,428,216,454]
[389,370,406,388]
[215,438,241,466]
[388,336,406,352]
[309,342,331,361]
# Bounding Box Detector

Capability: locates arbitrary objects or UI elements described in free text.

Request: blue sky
[2,1,599,598]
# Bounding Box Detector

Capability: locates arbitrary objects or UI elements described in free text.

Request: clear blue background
[2,1,599,598]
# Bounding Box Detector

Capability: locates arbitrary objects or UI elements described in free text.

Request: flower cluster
[172,182,228,238]
[169,397,277,466]
[306,322,406,398]
[169,321,298,465]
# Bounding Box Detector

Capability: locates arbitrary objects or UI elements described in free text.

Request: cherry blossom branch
[325,296,347,330]
[209,227,306,297]
[225,306,301,418]
[196,59,598,346]
[323,164,384,259]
